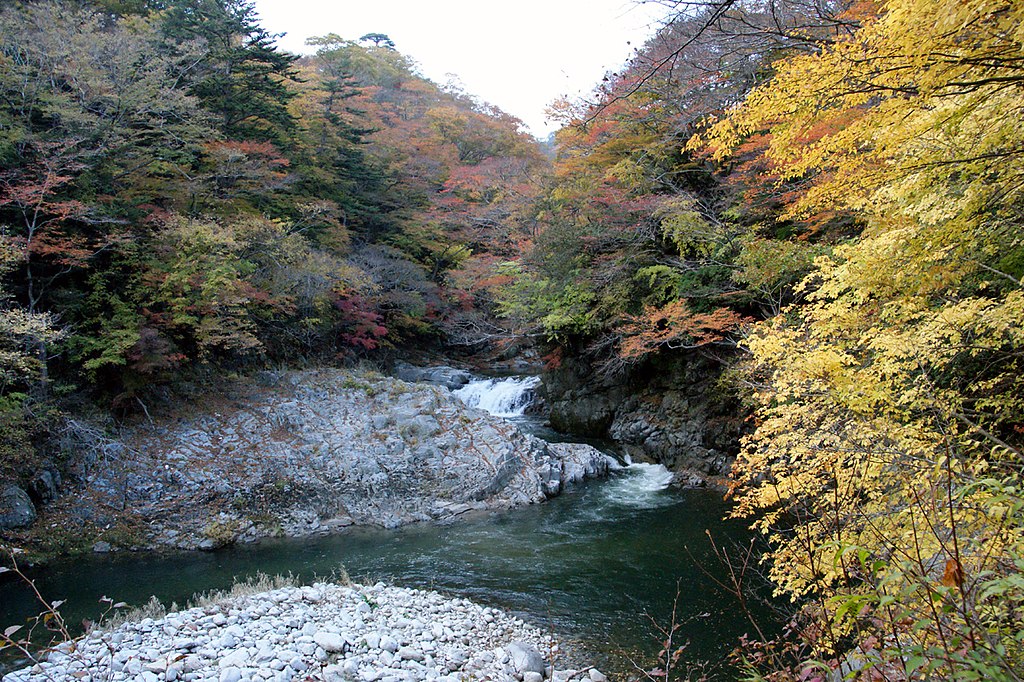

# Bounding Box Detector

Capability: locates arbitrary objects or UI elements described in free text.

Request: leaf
[906,655,927,674]
[941,558,965,590]
[4,625,23,638]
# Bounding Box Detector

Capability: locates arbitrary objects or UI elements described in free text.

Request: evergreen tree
[159,0,298,146]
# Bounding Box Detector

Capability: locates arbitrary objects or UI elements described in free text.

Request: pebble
[1,582,604,682]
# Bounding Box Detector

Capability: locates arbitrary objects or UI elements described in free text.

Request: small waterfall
[454,376,541,417]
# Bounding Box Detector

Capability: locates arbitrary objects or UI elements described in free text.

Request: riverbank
[2,368,616,560]
[3,579,606,682]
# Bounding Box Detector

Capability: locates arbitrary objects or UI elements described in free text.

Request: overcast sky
[251,0,672,137]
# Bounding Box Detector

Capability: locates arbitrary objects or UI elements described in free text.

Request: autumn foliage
[506,0,1024,677]
[0,1,548,484]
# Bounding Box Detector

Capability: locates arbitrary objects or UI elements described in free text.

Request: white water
[454,376,541,417]
[599,462,677,509]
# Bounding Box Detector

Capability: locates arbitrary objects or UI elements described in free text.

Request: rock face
[0,483,36,530]
[50,369,615,551]
[3,581,604,682]
[543,353,744,485]
[392,362,472,390]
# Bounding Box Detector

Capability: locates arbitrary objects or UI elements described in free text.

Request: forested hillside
[0,0,546,480]
[2,0,1023,677]
[507,0,1024,678]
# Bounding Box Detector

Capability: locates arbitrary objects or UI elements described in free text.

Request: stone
[92,540,112,553]
[589,669,608,682]
[397,646,424,662]
[379,634,399,653]
[29,469,60,504]
[218,649,247,668]
[393,363,472,390]
[313,632,347,653]
[219,667,242,682]
[2,550,582,682]
[524,673,544,682]
[506,642,545,675]
[0,484,36,530]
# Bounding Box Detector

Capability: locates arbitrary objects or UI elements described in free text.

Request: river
[1,376,780,680]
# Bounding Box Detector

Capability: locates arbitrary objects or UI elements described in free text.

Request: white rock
[397,646,424,662]
[219,650,248,668]
[314,632,348,653]
[219,668,242,682]
[506,642,546,675]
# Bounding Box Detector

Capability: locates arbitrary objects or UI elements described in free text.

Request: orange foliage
[618,300,751,360]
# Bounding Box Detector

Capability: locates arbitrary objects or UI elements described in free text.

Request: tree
[704,0,1024,676]
[159,0,299,145]
[359,33,395,49]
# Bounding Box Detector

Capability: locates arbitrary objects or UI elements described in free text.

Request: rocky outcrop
[42,369,615,552]
[392,362,472,390]
[543,352,745,486]
[4,581,603,682]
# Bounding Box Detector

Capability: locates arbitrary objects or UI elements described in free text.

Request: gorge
[1,371,775,680]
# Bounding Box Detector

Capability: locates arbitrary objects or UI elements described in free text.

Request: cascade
[599,463,676,509]
[453,376,540,417]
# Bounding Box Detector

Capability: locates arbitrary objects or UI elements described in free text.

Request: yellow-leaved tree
[700,0,1024,678]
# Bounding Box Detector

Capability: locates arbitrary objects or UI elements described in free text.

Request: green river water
[1,394,781,680]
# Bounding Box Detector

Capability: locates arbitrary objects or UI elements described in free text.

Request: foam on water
[454,376,540,417]
[599,462,677,509]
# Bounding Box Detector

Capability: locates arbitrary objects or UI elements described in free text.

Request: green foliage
[733,237,826,314]
[494,261,598,341]
[159,0,298,145]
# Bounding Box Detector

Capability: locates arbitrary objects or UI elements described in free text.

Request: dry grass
[94,566,352,632]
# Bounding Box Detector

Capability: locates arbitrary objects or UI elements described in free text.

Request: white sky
[251,0,673,137]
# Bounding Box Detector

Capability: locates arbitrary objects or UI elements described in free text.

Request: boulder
[0,483,37,530]
[28,468,60,504]
[506,641,545,675]
[48,368,619,548]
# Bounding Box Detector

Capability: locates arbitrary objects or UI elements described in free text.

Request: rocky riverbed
[5,368,616,555]
[3,581,607,682]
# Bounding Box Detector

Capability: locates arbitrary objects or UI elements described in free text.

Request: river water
[1,377,779,679]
